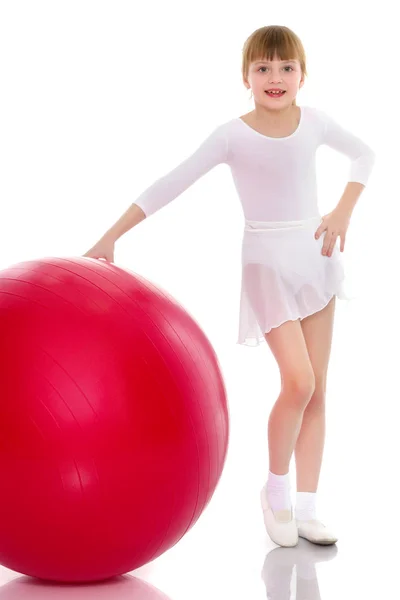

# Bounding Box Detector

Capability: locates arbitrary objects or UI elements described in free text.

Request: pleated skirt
[237,215,349,346]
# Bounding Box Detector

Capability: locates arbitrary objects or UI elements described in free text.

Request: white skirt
[237,215,349,347]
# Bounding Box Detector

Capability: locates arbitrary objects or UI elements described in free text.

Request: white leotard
[134,105,375,221]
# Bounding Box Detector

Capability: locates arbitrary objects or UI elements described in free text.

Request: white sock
[295,491,317,521]
[266,471,292,511]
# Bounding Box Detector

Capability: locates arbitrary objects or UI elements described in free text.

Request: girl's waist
[244,215,322,232]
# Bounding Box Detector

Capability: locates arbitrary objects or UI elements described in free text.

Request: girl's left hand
[314,208,351,257]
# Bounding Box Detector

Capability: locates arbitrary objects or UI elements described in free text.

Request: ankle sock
[295,491,317,521]
[266,470,292,511]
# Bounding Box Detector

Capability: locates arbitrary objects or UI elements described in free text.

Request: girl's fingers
[322,231,337,256]
[322,231,332,255]
[320,223,347,255]
[327,234,337,257]
[329,238,336,256]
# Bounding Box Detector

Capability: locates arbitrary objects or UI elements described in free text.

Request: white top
[134,105,376,222]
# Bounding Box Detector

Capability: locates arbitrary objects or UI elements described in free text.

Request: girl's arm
[102,203,147,244]
[319,109,376,188]
[106,123,229,242]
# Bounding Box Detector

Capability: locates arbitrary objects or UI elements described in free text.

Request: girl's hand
[83,234,115,263]
[314,208,351,257]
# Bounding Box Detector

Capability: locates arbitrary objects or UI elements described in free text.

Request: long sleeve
[319,109,376,186]
[133,123,229,217]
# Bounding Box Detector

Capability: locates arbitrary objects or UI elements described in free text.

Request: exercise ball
[0,257,229,583]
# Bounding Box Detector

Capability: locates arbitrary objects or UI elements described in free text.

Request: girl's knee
[306,393,326,412]
[306,375,327,411]
[314,373,327,395]
[282,372,315,407]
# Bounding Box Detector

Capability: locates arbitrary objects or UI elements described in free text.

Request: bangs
[248,31,300,64]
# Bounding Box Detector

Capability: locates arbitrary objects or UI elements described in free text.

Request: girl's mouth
[265,90,286,98]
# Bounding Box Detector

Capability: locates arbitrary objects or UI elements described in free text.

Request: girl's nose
[269,72,283,82]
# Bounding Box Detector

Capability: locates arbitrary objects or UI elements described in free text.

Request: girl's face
[245,54,304,109]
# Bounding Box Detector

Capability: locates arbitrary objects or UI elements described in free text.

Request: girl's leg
[264,319,315,477]
[295,296,336,494]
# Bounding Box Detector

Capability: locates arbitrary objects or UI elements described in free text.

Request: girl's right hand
[83,235,115,263]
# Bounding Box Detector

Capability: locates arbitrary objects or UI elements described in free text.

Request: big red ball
[0,257,229,583]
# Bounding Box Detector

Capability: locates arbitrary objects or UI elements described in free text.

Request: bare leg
[295,296,336,492]
[264,319,315,476]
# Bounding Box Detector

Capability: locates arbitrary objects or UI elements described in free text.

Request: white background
[0,1,398,598]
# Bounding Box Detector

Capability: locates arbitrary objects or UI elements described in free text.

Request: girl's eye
[258,66,293,72]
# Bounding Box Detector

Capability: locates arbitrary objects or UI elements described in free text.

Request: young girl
[84,25,375,548]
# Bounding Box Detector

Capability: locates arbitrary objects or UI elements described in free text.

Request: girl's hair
[241,25,307,106]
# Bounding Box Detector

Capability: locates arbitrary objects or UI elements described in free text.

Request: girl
[84,25,375,548]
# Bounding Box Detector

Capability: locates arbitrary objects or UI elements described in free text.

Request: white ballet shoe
[296,519,338,545]
[260,484,298,547]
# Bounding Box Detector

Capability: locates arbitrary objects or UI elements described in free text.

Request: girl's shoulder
[301,105,337,134]
[301,105,327,120]
[305,105,337,123]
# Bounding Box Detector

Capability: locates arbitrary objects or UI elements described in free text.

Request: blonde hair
[241,25,307,106]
